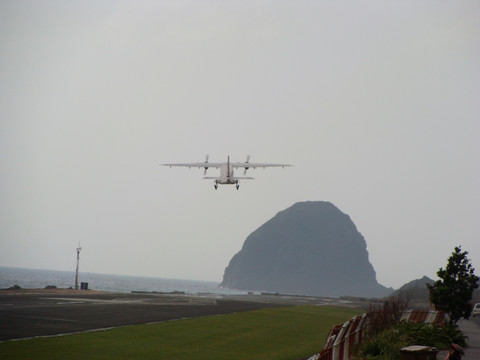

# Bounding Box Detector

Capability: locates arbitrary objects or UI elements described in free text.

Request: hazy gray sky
[1,0,479,289]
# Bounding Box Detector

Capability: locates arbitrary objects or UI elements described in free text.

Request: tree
[427,246,479,326]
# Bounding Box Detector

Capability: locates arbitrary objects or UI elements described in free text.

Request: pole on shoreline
[75,244,81,290]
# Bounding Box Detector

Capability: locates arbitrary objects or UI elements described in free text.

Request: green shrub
[354,328,412,360]
[353,323,466,360]
[396,322,466,348]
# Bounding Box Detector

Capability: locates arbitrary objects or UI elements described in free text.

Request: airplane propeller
[243,155,250,175]
[204,154,209,175]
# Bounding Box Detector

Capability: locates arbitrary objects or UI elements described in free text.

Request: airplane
[163,155,292,190]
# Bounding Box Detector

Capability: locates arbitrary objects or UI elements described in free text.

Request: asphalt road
[471,314,480,327]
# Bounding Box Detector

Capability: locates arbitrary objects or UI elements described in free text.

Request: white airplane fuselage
[217,160,237,185]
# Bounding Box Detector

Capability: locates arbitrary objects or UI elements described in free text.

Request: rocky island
[221,201,392,298]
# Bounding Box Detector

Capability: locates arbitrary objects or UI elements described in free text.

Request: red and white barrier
[400,310,445,326]
[321,313,368,360]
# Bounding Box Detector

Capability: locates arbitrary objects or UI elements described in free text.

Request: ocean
[0,267,246,295]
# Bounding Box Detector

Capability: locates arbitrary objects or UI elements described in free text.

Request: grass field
[0,305,361,360]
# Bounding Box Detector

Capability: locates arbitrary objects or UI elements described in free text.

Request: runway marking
[56,301,84,305]
[43,297,145,304]
[27,316,78,322]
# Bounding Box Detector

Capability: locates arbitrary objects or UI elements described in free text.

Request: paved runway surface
[1,289,332,341]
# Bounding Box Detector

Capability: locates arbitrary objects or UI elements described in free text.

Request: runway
[1,289,334,341]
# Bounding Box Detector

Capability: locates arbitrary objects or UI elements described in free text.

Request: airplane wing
[163,162,222,169]
[232,162,292,169]
[203,176,254,180]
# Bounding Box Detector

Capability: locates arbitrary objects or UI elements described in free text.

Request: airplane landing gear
[214,184,218,190]
[236,184,239,190]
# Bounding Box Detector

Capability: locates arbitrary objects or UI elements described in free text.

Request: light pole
[75,244,81,290]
